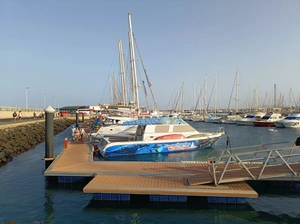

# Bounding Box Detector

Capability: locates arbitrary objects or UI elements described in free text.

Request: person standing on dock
[12,111,17,122]
[70,126,76,141]
[18,111,22,121]
[79,126,86,140]
[74,127,80,141]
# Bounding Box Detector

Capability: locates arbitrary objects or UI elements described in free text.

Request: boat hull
[278,121,300,128]
[253,121,275,127]
[98,135,222,158]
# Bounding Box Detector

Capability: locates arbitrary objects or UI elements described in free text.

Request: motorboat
[274,113,300,128]
[90,117,225,158]
[253,113,283,127]
[236,112,265,126]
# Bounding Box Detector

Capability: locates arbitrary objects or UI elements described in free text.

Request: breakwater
[0,118,75,167]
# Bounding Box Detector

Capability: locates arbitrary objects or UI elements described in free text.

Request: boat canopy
[122,117,187,126]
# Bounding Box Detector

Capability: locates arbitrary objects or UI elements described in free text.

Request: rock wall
[0,118,75,167]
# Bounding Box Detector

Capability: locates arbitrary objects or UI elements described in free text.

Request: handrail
[207,142,300,185]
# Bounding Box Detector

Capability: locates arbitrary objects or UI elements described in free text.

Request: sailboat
[225,68,242,124]
[205,76,223,123]
[90,13,225,158]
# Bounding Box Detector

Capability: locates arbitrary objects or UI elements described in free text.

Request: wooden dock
[44,139,258,199]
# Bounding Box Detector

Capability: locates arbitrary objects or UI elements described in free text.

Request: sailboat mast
[181,82,184,113]
[235,67,239,112]
[133,34,158,112]
[204,74,207,114]
[128,13,139,112]
[118,40,127,105]
[214,76,217,116]
[274,84,277,108]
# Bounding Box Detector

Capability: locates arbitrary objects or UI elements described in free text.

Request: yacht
[274,113,300,128]
[253,113,283,127]
[236,112,265,126]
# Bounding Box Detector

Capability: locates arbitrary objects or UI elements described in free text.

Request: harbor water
[1,122,300,223]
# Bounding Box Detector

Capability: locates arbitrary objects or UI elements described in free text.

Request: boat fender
[295,137,300,146]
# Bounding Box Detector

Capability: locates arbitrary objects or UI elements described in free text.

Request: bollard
[64,138,68,149]
[45,106,55,169]
[76,110,79,127]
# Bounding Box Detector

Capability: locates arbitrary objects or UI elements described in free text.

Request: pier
[44,140,258,203]
[43,123,300,204]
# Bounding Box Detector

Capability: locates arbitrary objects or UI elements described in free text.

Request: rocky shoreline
[0,118,75,167]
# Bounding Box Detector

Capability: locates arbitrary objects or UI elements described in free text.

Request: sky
[0,0,299,111]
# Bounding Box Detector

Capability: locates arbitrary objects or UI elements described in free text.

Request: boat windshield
[261,115,271,119]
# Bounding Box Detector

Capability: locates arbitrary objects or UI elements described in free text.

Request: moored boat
[274,113,300,128]
[253,113,283,127]
[91,117,225,158]
[236,112,265,126]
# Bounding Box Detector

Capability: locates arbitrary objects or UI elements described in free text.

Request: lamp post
[26,87,29,110]
[44,94,47,108]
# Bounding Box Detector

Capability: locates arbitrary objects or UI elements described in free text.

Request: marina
[43,118,300,205]
[1,118,300,223]
[1,2,300,223]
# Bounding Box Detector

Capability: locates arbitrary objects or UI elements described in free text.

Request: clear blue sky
[1,0,299,111]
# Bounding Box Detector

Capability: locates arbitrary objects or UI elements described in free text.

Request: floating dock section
[44,139,258,204]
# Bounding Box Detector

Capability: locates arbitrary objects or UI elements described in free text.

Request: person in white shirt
[70,126,76,141]
[18,111,22,121]
[79,126,86,140]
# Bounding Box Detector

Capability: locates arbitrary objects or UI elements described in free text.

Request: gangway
[207,141,300,185]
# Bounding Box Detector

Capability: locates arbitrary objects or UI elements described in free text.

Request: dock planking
[44,137,258,199]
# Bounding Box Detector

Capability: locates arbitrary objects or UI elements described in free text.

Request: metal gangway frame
[207,141,300,185]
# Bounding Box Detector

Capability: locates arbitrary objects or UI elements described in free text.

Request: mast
[214,76,217,116]
[128,13,139,112]
[274,84,277,108]
[235,67,239,112]
[193,82,196,110]
[133,34,158,112]
[118,40,128,105]
[180,82,184,114]
[204,74,207,114]
[255,84,259,110]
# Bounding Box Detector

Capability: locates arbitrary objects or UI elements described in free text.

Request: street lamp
[26,87,29,110]
[44,94,46,108]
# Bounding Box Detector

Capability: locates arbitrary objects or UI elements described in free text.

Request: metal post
[76,110,79,127]
[26,87,29,110]
[44,94,47,108]
[45,106,55,169]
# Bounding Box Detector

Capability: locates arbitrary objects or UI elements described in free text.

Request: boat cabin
[134,124,200,141]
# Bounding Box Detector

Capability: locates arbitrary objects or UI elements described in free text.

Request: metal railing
[207,141,300,185]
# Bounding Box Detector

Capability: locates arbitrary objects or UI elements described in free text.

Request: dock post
[76,110,79,127]
[45,106,55,169]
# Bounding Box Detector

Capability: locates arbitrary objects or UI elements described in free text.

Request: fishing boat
[274,113,300,128]
[253,113,283,127]
[91,116,225,158]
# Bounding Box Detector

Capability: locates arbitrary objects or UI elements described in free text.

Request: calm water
[1,122,300,223]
